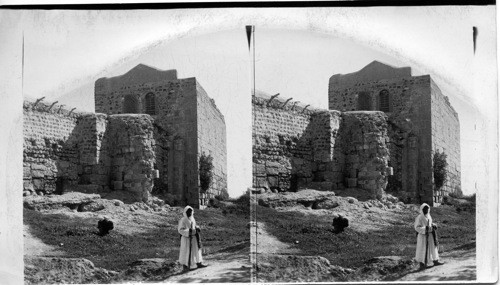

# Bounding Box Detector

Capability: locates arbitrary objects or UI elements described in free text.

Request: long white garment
[414,203,439,266]
[178,206,203,268]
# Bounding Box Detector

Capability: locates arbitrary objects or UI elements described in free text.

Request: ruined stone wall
[23,101,80,195]
[76,114,110,191]
[196,82,227,206]
[107,114,156,203]
[252,95,315,192]
[94,77,199,206]
[154,78,199,206]
[304,110,344,191]
[252,96,392,198]
[23,100,156,202]
[340,112,391,199]
[328,75,435,204]
[430,80,461,203]
[95,64,177,113]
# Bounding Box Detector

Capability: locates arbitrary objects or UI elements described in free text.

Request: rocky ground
[250,188,476,282]
[23,191,250,284]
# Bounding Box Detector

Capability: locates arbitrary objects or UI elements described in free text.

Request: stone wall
[23,100,156,202]
[95,64,177,113]
[328,62,461,206]
[23,101,80,195]
[430,80,461,203]
[107,115,156,203]
[94,76,199,206]
[252,95,314,192]
[252,95,391,198]
[196,81,227,206]
[340,112,391,199]
[328,74,434,202]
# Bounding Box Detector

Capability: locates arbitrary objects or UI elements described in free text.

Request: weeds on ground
[258,205,475,269]
[25,205,249,271]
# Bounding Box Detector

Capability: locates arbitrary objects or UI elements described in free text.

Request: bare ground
[397,244,476,281]
[24,195,250,284]
[250,191,476,282]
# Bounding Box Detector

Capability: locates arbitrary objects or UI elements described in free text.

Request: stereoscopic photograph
[0,5,498,285]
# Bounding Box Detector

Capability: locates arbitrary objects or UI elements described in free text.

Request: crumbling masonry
[253,61,461,206]
[23,64,227,208]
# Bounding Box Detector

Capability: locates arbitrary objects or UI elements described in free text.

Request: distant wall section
[23,101,80,195]
[196,82,227,206]
[430,80,461,203]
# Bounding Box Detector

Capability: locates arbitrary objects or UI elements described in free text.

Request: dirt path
[162,249,251,283]
[251,221,300,255]
[397,247,476,281]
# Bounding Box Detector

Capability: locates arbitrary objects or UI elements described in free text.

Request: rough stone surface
[23,64,228,208]
[24,256,117,284]
[257,189,336,208]
[256,254,352,282]
[115,258,183,282]
[23,192,101,211]
[328,61,461,206]
[253,93,391,200]
[350,256,418,281]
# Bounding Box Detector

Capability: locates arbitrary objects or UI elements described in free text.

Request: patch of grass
[24,207,249,271]
[258,205,475,269]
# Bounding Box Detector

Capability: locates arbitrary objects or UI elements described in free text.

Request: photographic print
[0,5,497,285]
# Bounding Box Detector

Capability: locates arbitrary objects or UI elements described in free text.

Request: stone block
[83,166,93,174]
[349,169,357,179]
[32,170,45,178]
[255,176,268,188]
[347,178,357,188]
[115,157,125,166]
[32,164,46,171]
[114,181,123,190]
[253,163,266,175]
[23,167,31,178]
[267,176,279,188]
[32,179,44,190]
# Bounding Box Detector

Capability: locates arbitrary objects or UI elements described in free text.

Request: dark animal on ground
[97,217,114,236]
[332,215,349,233]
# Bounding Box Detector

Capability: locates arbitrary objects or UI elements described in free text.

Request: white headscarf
[183,205,195,223]
[418,203,432,225]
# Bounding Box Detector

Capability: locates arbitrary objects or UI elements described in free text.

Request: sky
[1,7,497,282]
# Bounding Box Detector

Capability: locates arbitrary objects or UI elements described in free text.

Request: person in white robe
[414,203,444,269]
[178,205,207,271]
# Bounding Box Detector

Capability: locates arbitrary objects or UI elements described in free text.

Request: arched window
[379,90,391,112]
[145,93,156,115]
[357,91,371,110]
[123,94,140,114]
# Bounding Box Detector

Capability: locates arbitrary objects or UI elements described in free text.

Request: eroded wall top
[95,64,177,94]
[329,61,412,90]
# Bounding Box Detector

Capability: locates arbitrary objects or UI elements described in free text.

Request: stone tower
[328,61,461,206]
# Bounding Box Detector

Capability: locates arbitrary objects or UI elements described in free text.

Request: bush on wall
[199,152,214,193]
[433,150,448,190]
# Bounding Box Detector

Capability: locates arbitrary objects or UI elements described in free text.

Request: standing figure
[178,205,207,271]
[414,203,444,269]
